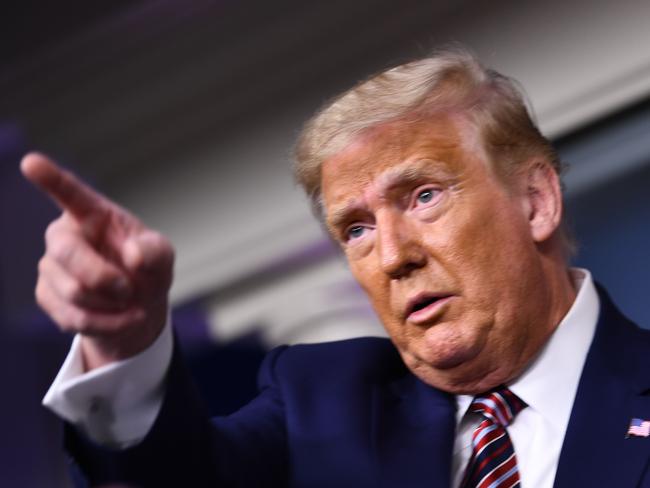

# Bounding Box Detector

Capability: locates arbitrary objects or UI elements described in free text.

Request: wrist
[80,304,168,371]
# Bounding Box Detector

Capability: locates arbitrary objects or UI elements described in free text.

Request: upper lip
[404,292,453,319]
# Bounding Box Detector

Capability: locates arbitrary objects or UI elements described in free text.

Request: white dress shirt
[43,314,174,447]
[451,268,599,488]
[44,269,599,484]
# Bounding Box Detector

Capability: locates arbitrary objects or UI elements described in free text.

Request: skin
[322,113,576,394]
[21,153,174,370]
[21,112,575,393]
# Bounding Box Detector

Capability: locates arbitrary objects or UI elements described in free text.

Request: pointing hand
[21,153,174,370]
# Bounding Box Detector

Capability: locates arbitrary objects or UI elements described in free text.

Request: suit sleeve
[63,337,290,488]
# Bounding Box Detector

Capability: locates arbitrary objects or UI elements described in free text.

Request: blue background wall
[560,99,650,329]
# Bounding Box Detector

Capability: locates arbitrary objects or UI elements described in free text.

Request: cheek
[395,307,493,371]
[437,202,529,283]
[349,259,407,344]
[349,260,390,309]
[442,210,538,344]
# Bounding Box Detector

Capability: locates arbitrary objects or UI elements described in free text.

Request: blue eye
[346,225,365,240]
[415,187,442,207]
[417,189,434,204]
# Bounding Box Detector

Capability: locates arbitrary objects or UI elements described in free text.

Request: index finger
[20,152,107,221]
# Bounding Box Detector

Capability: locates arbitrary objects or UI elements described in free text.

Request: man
[24,48,650,487]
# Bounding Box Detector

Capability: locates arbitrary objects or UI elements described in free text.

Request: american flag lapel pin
[626,418,650,438]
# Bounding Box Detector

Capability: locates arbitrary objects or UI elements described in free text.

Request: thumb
[122,230,175,284]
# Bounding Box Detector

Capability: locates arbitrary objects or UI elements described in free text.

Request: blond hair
[293,46,573,255]
[295,46,562,202]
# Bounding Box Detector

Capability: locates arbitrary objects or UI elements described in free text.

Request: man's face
[321,115,555,394]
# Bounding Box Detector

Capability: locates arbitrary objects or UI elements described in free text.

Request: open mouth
[406,293,453,322]
[410,296,440,314]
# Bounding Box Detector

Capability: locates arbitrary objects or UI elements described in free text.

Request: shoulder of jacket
[262,337,405,385]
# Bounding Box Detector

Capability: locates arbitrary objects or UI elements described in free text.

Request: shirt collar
[455,268,600,432]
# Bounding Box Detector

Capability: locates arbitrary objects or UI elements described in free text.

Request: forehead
[321,115,485,203]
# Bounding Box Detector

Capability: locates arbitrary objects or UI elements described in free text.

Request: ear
[520,161,563,243]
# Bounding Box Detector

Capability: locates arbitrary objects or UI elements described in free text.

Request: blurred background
[2,0,650,485]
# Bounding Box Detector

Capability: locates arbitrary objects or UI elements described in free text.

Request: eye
[417,189,434,204]
[345,225,366,241]
[413,187,441,207]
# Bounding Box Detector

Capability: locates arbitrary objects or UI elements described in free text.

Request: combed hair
[294,47,564,204]
[293,46,574,256]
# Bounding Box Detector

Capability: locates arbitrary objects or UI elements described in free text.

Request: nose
[376,210,426,279]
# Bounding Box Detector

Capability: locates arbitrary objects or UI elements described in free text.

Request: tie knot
[469,387,527,427]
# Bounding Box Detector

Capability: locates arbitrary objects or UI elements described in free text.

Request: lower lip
[407,296,454,325]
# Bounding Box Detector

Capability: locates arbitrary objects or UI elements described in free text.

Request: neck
[540,251,577,337]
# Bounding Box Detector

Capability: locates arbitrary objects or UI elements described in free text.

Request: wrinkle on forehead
[323,115,473,189]
[322,117,478,231]
[325,114,480,178]
[374,158,458,191]
[360,119,462,161]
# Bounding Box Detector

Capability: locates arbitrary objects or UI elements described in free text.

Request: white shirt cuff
[42,317,174,448]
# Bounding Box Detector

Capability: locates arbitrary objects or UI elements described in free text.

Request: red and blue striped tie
[460,387,527,488]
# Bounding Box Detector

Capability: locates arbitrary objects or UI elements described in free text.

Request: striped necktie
[460,387,527,488]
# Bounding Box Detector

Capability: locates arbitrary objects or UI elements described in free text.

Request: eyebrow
[326,197,365,232]
[325,159,455,230]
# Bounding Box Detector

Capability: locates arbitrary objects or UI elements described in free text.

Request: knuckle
[37,256,49,275]
[34,279,49,309]
[144,231,175,268]
[149,230,166,245]
[48,233,75,264]
[84,267,120,294]
[62,279,84,304]
[43,221,59,243]
[82,267,105,289]
[44,217,68,243]
[154,231,174,256]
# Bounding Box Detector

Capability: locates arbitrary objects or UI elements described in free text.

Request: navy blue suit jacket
[66,288,650,487]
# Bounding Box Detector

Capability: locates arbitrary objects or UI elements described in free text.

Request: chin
[419,323,484,369]
[398,338,499,394]
[405,357,504,395]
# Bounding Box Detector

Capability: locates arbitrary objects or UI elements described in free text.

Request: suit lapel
[554,288,650,487]
[372,373,456,488]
